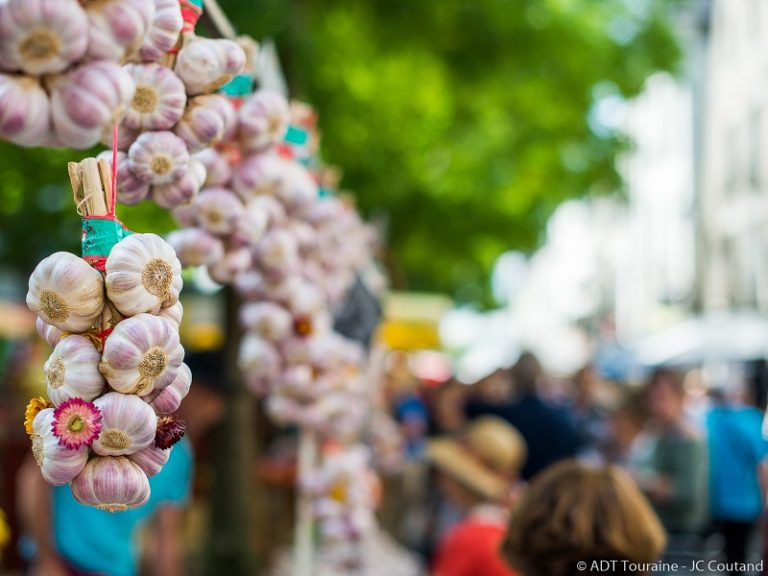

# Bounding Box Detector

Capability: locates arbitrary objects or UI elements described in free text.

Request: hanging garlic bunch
[84,0,155,62]
[123,63,187,131]
[174,36,245,96]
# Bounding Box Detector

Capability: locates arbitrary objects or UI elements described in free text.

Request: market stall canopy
[634,311,768,367]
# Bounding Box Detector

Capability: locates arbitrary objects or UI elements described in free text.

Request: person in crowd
[634,369,708,539]
[17,350,226,576]
[429,416,526,576]
[567,364,610,454]
[502,460,666,576]
[385,351,429,459]
[428,379,467,436]
[466,352,583,480]
[707,375,768,575]
[601,388,649,466]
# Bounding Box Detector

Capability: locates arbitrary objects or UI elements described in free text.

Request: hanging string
[111,123,118,216]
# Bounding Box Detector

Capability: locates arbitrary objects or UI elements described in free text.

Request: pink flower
[51,398,102,450]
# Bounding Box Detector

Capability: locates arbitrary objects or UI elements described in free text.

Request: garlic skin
[238,90,290,152]
[50,61,136,150]
[123,63,186,131]
[128,130,190,185]
[240,302,293,342]
[85,0,155,62]
[194,187,244,236]
[152,158,206,209]
[97,150,150,205]
[92,392,157,456]
[231,199,269,247]
[174,94,235,153]
[157,300,183,327]
[137,0,182,62]
[275,162,317,211]
[31,408,88,486]
[144,362,191,415]
[105,233,182,316]
[238,332,282,382]
[232,153,285,201]
[45,335,105,406]
[208,247,252,285]
[255,228,300,273]
[166,228,224,267]
[0,0,88,75]
[171,201,198,227]
[174,37,245,96]
[194,148,232,187]
[100,313,184,396]
[0,75,51,147]
[129,444,171,477]
[36,317,64,348]
[27,252,104,333]
[71,456,150,512]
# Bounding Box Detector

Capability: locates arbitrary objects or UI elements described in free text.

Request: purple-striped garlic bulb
[128,130,189,185]
[129,444,171,477]
[100,313,184,396]
[92,392,157,456]
[238,90,290,152]
[31,408,88,486]
[85,0,155,62]
[175,94,235,153]
[144,362,191,415]
[50,61,136,150]
[166,228,225,267]
[157,299,183,327]
[71,456,150,511]
[231,199,270,247]
[123,63,186,131]
[208,247,252,285]
[255,228,300,273]
[45,335,105,406]
[152,158,206,209]
[238,332,282,383]
[97,150,150,205]
[137,0,182,62]
[36,317,64,348]
[105,233,182,316]
[240,302,293,342]
[194,148,232,187]
[171,200,198,227]
[27,252,104,333]
[175,36,245,95]
[232,153,284,201]
[275,162,317,211]
[0,0,88,75]
[194,187,244,236]
[0,75,51,146]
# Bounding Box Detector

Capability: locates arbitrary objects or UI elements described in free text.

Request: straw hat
[427,416,527,502]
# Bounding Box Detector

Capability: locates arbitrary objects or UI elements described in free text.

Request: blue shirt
[707,406,768,522]
[52,439,193,576]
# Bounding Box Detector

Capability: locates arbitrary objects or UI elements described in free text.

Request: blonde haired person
[502,460,666,576]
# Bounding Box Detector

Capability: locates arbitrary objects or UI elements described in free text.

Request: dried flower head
[24,397,53,437]
[52,398,102,449]
[155,416,186,449]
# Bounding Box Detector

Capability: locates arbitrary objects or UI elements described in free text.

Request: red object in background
[432,519,518,576]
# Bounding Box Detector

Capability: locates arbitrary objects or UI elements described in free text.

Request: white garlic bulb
[31,408,88,486]
[175,36,245,95]
[208,247,252,285]
[152,158,206,209]
[232,153,284,201]
[231,199,269,247]
[27,252,104,333]
[194,148,232,187]
[105,233,182,316]
[85,0,155,62]
[0,0,88,75]
[71,456,150,512]
[92,392,157,456]
[45,335,105,406]
[137,0,182,62]
[255,228,300,273]
[100,313,184,396]
[166,228,224,267]
[239,90,290,152]
[238,332,282,382]
[97,150,150,205]
[50,61,136,150]
[124,63,186,131]
[157,300,183,327]
[36,317,64,348]
[240,302,293,342]
[129,444,171,477]
[0,74,51,147]
[174,94,235,153]
[194,187,244,236]
[275,163,317,211]
[128,130,190,185]
[144,362,191,415]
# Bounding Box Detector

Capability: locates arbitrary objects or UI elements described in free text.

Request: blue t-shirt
[52,439,193,576]
[707,406,768,522]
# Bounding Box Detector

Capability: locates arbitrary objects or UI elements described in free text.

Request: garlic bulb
[239,90,290,152]
[50,61,136,150]
[231,199,269,247]
[27,252,104,333]
[123,63,186,131]
[275,162,317,211]
[101,121,140,151]
[97,150,150,205]
[238,332,282,382]
[0,75,51,147]
[174,37,245,95]
[167,228,224,267]
[31,408,88,486]
[105,233,182,316]
[92,392,157,456]
[137,0,182,62]
[232,153,284,201]
[157,300,183,327]
[0,0,88,75]
[240,302,293,342]
[208,247,252,285]
[194,148,232,187]
[36,317,64,348]
[171,200,198,227]
[194,187,244,236]
[100,313,184,395]
[128,130,189,185]
[174,94,235,153]
[45,335,105,406]
[85,0,155,62]
[152,158,206,209]
[129,444,171,477]
[71,456,150,512]
[144,362,191,414]
[255,229,300,273]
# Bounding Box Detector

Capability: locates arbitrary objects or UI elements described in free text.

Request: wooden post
[293,429,317,576]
